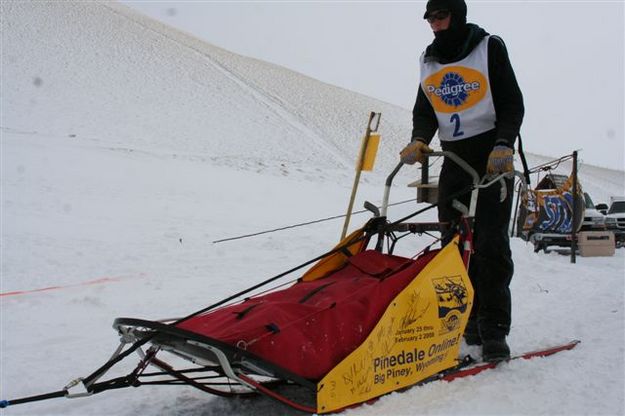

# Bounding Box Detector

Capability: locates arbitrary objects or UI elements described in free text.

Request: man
[400,0,524,362]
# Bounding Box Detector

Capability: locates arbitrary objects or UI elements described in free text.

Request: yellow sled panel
[316,237,473,413]
[301,228,367,282]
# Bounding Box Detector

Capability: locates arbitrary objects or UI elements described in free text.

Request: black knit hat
[423,0,467,22]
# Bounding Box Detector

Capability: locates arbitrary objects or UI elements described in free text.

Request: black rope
[176,230,371,324]
[0,375,137,408]
[212,197,418,244]
[0,391,67,408]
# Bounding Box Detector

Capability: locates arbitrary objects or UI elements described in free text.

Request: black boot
[464,331,482,346]
[463,319,482,346]
[482,338,510,362]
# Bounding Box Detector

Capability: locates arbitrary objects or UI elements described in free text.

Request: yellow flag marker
[341,112,381,240]
[361,133,380,172]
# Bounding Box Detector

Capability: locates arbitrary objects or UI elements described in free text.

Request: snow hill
[2,1,416,178]
[1,2,623,416]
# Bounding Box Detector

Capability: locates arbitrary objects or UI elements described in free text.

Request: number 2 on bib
[450,113,464,137]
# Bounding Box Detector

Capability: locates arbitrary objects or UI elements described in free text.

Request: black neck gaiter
[431,24,469,62]
[426,23,488,64]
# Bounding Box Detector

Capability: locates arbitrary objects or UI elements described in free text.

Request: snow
[1,2,624,416]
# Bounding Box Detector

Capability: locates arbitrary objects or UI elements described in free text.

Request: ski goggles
[426,10,450,23]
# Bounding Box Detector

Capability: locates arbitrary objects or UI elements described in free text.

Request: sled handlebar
[431,151,481,184]
[380,163,402,217]
[381,151,522,218]
[381,151,478,217]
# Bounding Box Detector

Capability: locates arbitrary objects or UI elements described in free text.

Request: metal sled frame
[112,317,319,411]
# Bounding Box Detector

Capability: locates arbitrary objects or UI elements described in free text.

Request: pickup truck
[605,197,625,247]
[582,192,607,231]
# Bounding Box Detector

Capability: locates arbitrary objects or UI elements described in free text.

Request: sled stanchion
[376,161,404,251]
[380,162,404,218]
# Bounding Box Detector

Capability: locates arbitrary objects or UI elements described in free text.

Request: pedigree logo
[423,66,488,113]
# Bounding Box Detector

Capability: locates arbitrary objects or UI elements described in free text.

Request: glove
[400,139,432,165]
[487,144,514,174]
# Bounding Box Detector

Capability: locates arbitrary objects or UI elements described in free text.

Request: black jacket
[411,24,524,150]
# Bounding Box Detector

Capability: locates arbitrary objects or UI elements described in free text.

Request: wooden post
[571,151,578,263]
[341,112,380,240]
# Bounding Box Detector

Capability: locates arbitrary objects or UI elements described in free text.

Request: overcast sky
[122,1,624,171]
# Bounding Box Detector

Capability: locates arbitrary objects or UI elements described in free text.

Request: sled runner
[4,152,568,414]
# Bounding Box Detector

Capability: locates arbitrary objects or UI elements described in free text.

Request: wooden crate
[578,231,615,257]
